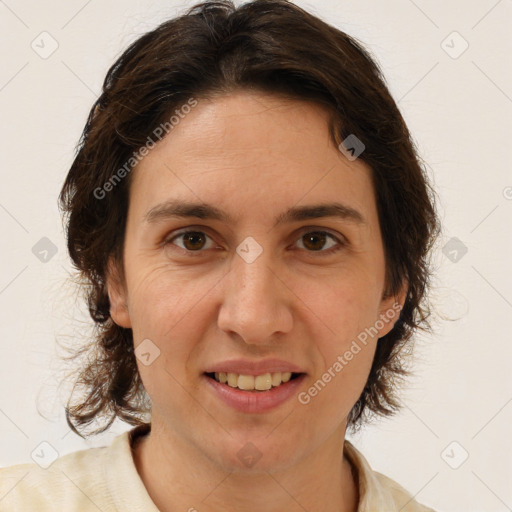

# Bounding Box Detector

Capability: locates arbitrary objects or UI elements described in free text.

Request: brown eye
[166,231,215,252]
[302,232,327,251]
[164,229,344,257]
[296,231,343,253]
[181,232,207,250]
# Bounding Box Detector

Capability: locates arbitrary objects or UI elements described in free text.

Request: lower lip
[203,373,307,413]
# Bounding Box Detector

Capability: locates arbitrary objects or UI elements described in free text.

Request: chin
[206,433,308,475]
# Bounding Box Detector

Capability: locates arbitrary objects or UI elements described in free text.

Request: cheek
[296,273,379,418]
[126,261,214,333]
[293,268,381,399]
[297,264,383,340]
[298,345,375,427]
[125,263,222,394]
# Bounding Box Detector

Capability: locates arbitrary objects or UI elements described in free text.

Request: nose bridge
[233,248,274,302]
[217,243,292,342]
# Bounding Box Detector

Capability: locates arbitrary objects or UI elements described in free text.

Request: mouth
[203,370,307,413]
[204,371,304,392]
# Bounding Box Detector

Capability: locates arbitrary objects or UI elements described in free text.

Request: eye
[295,230,345,254]
[163,228,345,256]
[165,230,216,253]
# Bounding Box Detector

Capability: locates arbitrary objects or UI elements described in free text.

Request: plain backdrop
[1,1,511,511]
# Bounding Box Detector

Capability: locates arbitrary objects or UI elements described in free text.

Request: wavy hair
[58,0,440,438]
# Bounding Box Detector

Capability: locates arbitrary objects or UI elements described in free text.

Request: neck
[132,422,359,512]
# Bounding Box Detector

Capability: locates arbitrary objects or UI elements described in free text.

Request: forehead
[129,90,376,225]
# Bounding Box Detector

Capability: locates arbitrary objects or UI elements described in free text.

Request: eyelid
[295,226,346,243]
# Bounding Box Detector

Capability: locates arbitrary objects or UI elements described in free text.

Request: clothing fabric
[0,423,435,511]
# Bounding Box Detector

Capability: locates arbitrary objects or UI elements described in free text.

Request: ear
[376,280,407,338]
[106,256,132,329]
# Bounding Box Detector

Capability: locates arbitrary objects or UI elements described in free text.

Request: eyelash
[163,228,346,257]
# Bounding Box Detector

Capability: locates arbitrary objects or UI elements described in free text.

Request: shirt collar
[104,423,159,511]
[344,439,399,511]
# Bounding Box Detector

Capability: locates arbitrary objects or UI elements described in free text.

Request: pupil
[184,232,204,250]
[304,232,325,251]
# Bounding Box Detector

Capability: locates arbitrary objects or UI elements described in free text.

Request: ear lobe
[106,257,132,329]
[377,281,407,338]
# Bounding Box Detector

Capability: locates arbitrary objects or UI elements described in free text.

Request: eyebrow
[144,199,366,227]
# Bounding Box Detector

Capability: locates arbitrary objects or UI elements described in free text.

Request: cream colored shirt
[1,424,435,511]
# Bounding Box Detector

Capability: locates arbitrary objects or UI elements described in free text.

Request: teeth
[213,371,294,391]
[227,372,238,387]
[238,375,256,390]
[255,373,272,390]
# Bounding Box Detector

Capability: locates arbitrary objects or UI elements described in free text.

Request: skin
[107,90,405,512]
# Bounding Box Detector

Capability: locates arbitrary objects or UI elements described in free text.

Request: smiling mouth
[205,371,303,392]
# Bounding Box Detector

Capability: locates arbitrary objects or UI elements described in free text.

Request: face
[108,90,403,473]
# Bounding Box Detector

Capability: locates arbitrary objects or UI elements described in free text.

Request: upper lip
[204,358,306,375]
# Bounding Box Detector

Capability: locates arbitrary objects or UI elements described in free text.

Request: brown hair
[59,0,440,438]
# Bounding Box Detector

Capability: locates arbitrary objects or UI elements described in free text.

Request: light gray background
[1,1,511,511]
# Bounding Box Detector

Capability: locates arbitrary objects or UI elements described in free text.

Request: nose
[217,245,293,345]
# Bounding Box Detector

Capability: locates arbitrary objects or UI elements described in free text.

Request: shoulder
[0,442,111,511]
[344,440,437,512]
[1,424,156,512]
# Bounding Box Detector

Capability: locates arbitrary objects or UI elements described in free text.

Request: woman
[0,1,439,510]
